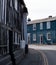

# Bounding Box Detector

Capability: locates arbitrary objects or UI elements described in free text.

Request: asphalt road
[29,45,56,65]
[42,50,56,65]
[19,49,43,65]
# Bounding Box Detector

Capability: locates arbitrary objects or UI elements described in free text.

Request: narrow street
[28,45,56,65]
[42,50,56,65]
[19,48,43,65]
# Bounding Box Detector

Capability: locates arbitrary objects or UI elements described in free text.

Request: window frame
[47,32,51,40]
[40,22,43,30]
[10,0,13,7]
[27,33,30,41]
[33,24,36,30]
[15,0,18,10]
[47,21,50,29]
[33,33,36,41]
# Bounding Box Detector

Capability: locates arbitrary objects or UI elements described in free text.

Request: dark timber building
[0,0,28,55]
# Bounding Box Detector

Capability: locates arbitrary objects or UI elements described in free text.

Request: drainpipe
[9,30,16,65]
[23,7,28,54]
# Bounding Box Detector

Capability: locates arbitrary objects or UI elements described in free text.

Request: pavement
[19,48,44,65]
[29,44,56,50]
[0,54,9,59]
[0,49,25,65]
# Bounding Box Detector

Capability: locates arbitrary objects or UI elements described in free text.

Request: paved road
[19,49,43,65]
[42,50,56,65]
[29,44,56,65]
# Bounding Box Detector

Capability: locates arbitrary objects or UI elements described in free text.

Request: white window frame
[15,0,17,10]
[27,33,30,41]
[33,24,36,30]
[47,32,51,40]
[40,23,43,30]
[33,33,36,41]
[47,21,50,29]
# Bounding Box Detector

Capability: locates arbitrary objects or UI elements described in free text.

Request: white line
[38,50,49,65]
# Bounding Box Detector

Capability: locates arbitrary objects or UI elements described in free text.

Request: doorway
[40,35,43,44]
[27,33,31,44]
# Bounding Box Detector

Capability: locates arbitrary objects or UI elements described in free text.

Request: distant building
[0,0,28,55]
[27,16,56,44]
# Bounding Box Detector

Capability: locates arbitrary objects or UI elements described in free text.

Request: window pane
[0,0,1,21]
[33,24,36,30]
[40,23,43,30]
[47,33,51,40]
[33,34,36,41]
[47,22,50,29]
[15,0,17,10]
[15,32,17,44]
[10,0,12,7]
[2,0,5,20]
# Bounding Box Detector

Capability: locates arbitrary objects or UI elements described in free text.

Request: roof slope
[27,16,56,24]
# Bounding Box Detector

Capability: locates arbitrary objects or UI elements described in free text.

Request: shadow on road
[19,48,44,65]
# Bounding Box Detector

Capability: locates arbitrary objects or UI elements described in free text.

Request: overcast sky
[24,0,56,20]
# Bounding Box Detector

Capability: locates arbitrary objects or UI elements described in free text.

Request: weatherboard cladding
[27,16,56,44]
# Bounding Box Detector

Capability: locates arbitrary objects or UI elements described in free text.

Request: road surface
[42,50,56,65]
[29,44,56,65]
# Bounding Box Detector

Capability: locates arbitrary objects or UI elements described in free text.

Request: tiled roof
[27,16,56,24]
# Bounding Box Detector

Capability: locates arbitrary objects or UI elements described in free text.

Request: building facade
[0,0,28,55]
[27,16,56,44]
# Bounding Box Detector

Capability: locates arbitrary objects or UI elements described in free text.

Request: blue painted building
[27,16,56,44]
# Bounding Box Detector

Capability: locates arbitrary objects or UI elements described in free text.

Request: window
[2,0,5,20]
[0,0,1,21]
[15,0,17,10]
[47,22,50,29]
[27,33,30,41]
[47,33,51,40]
[33,34,36,41]
[40,23,43,30]
[33,24,36,30]
[10,0,12,7]
[15,32,17,44]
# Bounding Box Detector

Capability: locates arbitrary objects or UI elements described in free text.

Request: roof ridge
[27,16,56,24]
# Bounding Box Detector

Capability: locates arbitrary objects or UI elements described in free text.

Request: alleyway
[19,48,43,65]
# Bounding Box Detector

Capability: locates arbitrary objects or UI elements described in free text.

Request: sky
[24,0,56,20]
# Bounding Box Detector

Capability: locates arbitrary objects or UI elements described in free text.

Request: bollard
[25,44,28,54]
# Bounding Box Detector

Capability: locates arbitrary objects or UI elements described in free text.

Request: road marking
[38,50,48,65]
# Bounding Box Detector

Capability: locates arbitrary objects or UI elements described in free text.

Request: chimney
[49,16,52,18]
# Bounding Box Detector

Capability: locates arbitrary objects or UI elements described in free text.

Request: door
[27,33,31,44]
[40,35,43,44]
